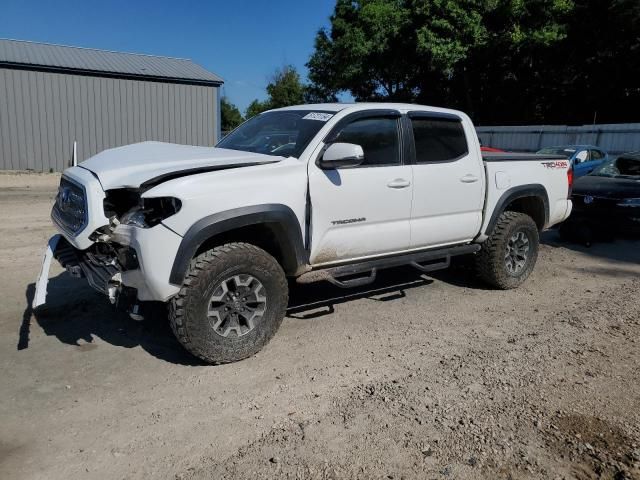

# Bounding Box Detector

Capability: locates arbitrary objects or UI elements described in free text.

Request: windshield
[537,147,577,158]
[591,155,640,178]
[217,110,334,158]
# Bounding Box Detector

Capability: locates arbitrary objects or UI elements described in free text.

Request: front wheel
[169,243,288,364]
[475,211,539,289]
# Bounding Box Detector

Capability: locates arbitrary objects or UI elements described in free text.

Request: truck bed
[482,152,567,162]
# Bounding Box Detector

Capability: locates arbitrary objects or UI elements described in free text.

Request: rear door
[406,112,484,248]
[308,110,412,264]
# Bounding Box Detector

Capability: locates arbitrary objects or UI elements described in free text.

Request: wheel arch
[483,184,549,236]
[169,204,308,286]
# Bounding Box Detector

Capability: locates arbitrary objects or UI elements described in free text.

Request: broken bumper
[34,223,182,309]
[110,223,182,302]
[32,234,62,309]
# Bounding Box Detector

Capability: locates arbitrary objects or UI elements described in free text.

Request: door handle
[387,178,411,189]
[460,174,479,183]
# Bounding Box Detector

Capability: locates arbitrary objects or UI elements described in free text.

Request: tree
[307,0,488,102]
[304,0,640,124]
[245,99,270,119]
[245,65,308,118]
[266,65,306,108]
[452,0,575,123]
[303,84,338,104]
[220,97,244,131]
[541,0,640,123]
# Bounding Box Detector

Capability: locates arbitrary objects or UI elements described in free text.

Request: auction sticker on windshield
[303,112,334,121]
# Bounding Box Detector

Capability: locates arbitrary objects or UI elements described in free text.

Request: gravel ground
[0,173,639,480]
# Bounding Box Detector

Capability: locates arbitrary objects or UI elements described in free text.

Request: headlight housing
[52,176,88,235]
[617,198,640,207]
[103,189,182,228]
[120,197,182,228]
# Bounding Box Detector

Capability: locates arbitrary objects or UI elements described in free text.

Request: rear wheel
[476,211,539,289]
[169,243,288,364]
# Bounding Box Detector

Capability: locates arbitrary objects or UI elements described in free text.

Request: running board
[328,268,377,288]
[297,244,480,288]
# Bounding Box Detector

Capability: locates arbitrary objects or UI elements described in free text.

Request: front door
[308,112,412,265]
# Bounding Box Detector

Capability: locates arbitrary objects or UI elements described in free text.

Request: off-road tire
[169,243,288,364]
[475,211,539,289]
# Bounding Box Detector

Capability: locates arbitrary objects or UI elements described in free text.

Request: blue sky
[0,0,339,113]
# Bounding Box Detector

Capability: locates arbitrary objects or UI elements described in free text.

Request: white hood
[79,141,281,190]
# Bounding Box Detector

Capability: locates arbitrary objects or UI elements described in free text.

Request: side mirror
[319,143,364,169]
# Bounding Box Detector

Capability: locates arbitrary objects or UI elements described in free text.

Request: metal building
[477,123,640,155]
[0,39,223,172]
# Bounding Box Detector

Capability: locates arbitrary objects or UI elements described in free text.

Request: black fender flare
[483,184,550,236]
[169,204,307,285]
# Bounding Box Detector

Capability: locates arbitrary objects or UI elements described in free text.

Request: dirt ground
[0,172,639,480]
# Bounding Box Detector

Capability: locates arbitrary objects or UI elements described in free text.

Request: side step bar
[297,244,480,288]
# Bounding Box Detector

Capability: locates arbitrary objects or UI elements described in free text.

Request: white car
[36,103,573,364]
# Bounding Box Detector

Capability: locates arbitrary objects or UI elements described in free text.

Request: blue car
[536,145,608,178]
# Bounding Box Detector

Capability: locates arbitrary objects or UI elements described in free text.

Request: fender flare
[483,184,550,236]
[168,204,307,285]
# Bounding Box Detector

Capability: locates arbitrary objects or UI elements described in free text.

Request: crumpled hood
[79,141,281,190]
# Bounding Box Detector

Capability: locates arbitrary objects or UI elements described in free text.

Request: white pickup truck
[37,103,573,364]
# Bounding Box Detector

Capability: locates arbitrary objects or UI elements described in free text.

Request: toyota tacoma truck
[35,103,573,364]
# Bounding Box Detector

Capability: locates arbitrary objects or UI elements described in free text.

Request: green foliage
[245,65,309,118]
[245,99,270,119]
[266,65,306,108]
[220,97,244,131]
[412,0,487,75]
[303,83,338,104]
[308,0,488,100]
[308,0,418,100]
[307,0,640,123]
[539,0,640,123]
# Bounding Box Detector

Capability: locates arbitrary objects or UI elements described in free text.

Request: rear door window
[410,117,468,163]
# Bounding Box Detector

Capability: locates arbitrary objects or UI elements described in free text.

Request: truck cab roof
[270,102,468,117]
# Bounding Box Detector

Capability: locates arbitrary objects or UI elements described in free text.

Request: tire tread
[476,211,539,290]
[169,242,288,364]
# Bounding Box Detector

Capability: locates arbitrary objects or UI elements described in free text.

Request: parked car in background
[478,137,505,153]
[560,152,640,245]
[480,146,505,153]
[537,145,608,178]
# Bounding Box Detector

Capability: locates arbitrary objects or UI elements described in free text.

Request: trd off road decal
[541,160,569,169]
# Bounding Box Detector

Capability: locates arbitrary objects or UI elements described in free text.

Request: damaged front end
[37,168,185,317]
[102,188,182,231]
[33,232,144,319]
[53,236,140,313]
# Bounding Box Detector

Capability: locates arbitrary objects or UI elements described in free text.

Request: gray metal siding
[477,124,640,155]
[0,67,219,171]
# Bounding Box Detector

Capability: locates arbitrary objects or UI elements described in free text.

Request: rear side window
[334,117,400,166]
[591,149,605,160]
[410,117,468,163]
[575,150,589,163]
